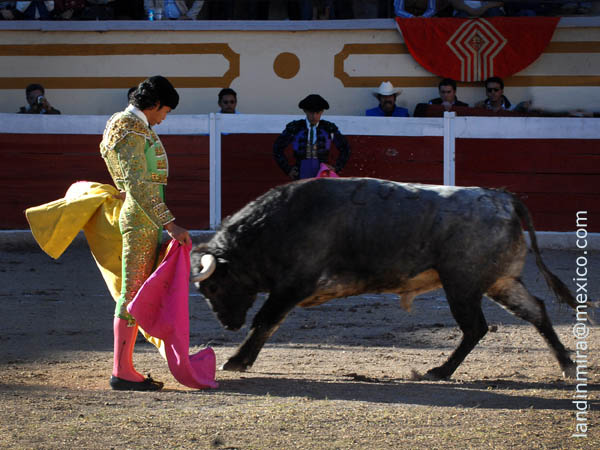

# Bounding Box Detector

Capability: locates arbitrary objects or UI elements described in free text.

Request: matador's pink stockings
[112,317,145,382]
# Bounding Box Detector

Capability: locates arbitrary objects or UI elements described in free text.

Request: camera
[36,95,45,105]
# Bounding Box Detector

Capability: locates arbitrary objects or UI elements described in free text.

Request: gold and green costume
[100,107,174,321]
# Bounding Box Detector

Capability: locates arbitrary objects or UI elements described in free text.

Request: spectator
[206,0,233,19]
[452,1,504,17]
[332,0,354,19]
[475,76,512,112]
[560,2,593,15]
[0,1,17,19]
[287,0,311,19]
[394,0,443,18]
[377,0,394,17]
[312,0,333,19]
[81,0,116,20]
[366,81,409,117]
[428,78,468,110]
[54,1,86,19]
[15,0,54,19]
[114,0,145,19]
[18,83,61,115]
[143,0,204,20]
[218,88,237,113]
[246,0,270,19]
[273,94,350,180]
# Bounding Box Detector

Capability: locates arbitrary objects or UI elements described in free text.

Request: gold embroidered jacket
[100,111,174,228]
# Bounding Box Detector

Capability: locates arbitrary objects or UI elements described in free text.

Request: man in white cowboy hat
[366,81,409,117]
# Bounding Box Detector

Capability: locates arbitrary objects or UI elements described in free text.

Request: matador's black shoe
[109,375,164,391]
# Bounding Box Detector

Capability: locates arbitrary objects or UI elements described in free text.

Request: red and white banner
[396,17,559,82]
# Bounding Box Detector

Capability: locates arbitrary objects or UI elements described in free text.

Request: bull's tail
[512,195,578,310]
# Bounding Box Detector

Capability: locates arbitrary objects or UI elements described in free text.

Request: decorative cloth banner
[396,17,559,82]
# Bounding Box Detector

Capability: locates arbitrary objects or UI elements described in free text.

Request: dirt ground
[0,237,598,449]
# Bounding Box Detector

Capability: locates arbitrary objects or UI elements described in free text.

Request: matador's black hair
[130,75,179,111]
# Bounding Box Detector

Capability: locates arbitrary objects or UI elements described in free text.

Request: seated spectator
[502,1,547,16]
[394,0,445,18]
[287,0,312,19]
[312,0,332,19]
[218,88,237,114]
[18,83,61,115]
[366,81,409,117]
[428,78,468,110]
[143,0,204,20]
[376,0,393,17]
[206,0,233,19]
[475,76,512,113]
[245,0,269,19]
[332,0,354,19]
[81,0,116,20]
[452,0,504,17]
[0,1,18,19]
[55,1,86,20]
[15,0,54,19]
[274,94,350,180]
[113,0,145,19]
[560,2,593,15]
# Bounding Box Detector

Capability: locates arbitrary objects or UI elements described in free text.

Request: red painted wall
[456,138,599,232]
[1,133,597,232]
[1,134,210,230]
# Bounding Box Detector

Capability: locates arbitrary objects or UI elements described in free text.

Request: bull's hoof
[220,358,250,372]
[424,367,451,381]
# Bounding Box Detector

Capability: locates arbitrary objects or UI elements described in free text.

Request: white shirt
[125,104,149,127]
[305,118,319,145]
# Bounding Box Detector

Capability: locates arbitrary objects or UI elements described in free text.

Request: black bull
[191,178,577,379]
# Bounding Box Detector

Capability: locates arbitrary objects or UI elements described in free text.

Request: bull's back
[275,178,523,279]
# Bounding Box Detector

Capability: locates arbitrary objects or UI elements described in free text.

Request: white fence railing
[1,112,599,229]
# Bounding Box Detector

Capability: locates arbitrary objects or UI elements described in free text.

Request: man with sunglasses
[476,76,512,113]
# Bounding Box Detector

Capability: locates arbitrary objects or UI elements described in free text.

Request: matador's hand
[165,222,192,246]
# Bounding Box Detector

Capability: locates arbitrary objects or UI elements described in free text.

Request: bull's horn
[191,254,216,282]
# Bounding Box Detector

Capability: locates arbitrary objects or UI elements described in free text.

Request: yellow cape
[25,181,165,357]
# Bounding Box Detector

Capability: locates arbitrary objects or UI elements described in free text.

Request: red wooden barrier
[1,133,596,232]
[456,138,600,232]
[1,134,210,230]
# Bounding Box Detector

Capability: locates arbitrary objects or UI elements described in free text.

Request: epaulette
[100,111,152,156]
[285,119,307,134]
[318,119,339,133]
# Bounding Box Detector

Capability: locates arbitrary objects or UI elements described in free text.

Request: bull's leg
[222,291,299,372]
[487,278,575,378]
[426,289,488,380]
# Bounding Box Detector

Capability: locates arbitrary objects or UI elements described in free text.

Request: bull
[191,177,577,379]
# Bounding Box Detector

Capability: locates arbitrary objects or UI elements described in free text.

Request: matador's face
[145,105,172,126]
